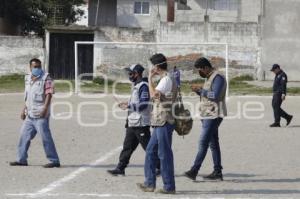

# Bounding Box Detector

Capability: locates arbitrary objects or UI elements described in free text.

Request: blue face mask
[31,68,44,78]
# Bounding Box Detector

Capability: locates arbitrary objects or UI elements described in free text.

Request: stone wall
[0,36,44,75]
[93,20,260,80]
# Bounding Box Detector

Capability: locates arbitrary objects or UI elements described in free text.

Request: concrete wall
[261,0,300,81]
[116,0,167,30]
[93,19,260,80]
[89,0,117,26]
[88,0,262,29]
[158,21,259,68]
[0,36,44,75]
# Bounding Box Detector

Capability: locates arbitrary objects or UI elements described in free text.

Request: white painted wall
[116,0,167,29]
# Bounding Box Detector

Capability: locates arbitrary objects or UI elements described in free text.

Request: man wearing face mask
[184,57,227,181]
[137,53,177,194]
[10,58,60,168]
[107,64,160,176]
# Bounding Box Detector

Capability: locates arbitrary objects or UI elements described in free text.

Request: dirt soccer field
[0,93,299,199]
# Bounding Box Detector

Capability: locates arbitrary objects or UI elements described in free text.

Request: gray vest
[25,73,50,118]
[127,81,151,127]
[199,70,227,119]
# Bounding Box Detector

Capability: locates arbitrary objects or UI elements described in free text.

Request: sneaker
[184,170,197,181]
[155,189,176,194]
[43,162,60,168]
[203,170,223,181]
[286,115,293,126]
[9,161,28,166]
[136,183,155,192]
[270,123,280,127]
[107,168,125,176]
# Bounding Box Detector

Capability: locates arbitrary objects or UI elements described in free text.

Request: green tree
[2,0,85,36]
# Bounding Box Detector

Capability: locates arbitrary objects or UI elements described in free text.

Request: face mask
[129,72,137,82]
[31,68,44,78]
[199,71,206,78]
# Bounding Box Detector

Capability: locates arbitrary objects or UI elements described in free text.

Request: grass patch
[0,74,300,96]
[230,75,254,82]
[0,74,25,93]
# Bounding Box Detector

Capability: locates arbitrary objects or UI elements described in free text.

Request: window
[134,1,150,15]
[211,0,239,11]
[177,0,191,10]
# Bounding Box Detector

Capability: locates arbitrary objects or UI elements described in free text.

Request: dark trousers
[191,118,223,173]
[118,126,155,170]
[272,93,290,124]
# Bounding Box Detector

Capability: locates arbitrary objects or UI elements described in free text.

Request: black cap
[125,64,144,74]
[270,64,280,71]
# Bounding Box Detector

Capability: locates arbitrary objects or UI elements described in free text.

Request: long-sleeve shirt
[196,74,225,102]
[273,70,288,95]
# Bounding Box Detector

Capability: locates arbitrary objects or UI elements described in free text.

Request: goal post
[74,41,229,98]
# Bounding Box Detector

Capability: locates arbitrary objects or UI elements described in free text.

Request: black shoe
[203,170,223,181]
[270,123,281,127]
[184,170,197,181]
[9,161,28,166]
[107,168,125,176]
[43,162,60,168]
[286,115,293,126]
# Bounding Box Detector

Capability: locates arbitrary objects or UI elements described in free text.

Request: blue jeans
[17,116,60,164]
[191,118,223,173]
[144,123,175,191]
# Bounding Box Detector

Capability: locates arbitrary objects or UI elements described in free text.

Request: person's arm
[21,104,27,120]
[281,74,287,100]
[191,84,203,96]
[201,75,225,101]
[149,69,161,99]
[40,77,54,118]
[128,84,150,111]
[40,94,52,118]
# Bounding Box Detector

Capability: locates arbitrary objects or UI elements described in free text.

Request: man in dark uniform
[270,64,293,127]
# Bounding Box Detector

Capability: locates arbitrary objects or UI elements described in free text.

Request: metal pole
[205,0,208,16]
[74,42,78,94]
[95,0,100,26]
[225,43,229,99]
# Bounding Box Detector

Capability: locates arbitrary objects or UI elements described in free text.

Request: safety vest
[199,70,227,119]
[25,73,50,118]
[151,74,177,126]
[127,81,151,127]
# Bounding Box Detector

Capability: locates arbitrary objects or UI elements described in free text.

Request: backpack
[173,89,193,137]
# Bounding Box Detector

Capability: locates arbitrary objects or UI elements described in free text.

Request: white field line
[5,193,240,199]
[24,146,122,198]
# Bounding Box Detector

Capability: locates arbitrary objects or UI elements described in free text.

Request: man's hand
[149,68,158,78]
[282,94,286,101]
[39,107,48,118]
[118,102,128,110]
[153,91,161,99]
[191,84,203,92]
[20,110,26,120]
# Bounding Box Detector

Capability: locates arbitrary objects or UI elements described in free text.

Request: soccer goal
[74,41,229,97]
